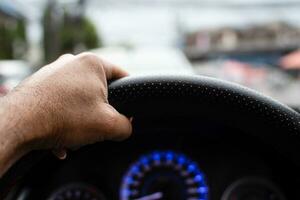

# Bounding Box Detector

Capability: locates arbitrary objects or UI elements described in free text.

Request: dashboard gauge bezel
[48,183,106,200]
[221,177,286,200]
[120,150,209,200]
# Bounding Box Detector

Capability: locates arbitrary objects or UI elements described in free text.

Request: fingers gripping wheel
[1,75,300,198]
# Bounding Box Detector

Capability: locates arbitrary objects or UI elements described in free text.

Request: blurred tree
[60,13,101,54]
[43,0,62,63]
[43,0,101,63]
[0,19,27,59]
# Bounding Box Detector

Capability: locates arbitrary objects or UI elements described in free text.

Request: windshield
[0,0,299,109]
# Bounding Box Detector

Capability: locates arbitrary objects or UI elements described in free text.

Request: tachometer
[120,151,209,200]
[48,183,105,200]
[221,177,286,200]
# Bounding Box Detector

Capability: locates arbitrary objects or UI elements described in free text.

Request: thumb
[99,104,132,141]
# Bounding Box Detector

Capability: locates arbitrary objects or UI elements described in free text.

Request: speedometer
[120,151,209,200]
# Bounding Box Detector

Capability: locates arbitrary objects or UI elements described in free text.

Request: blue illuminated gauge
[120,151,209,200]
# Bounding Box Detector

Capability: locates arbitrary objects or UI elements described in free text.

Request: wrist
[0,89,58,149]
[0,86,62,176]
[0,95,29,145]
[0,96,32,176]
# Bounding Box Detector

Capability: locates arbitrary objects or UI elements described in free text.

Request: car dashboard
[11,120,300,200]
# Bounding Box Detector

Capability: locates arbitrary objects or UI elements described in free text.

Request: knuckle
[78,52,101,66]
[58,53,74,60]
[60,53,73,57]
[77,53,106,75]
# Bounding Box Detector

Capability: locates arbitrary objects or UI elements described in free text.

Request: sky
[5,0,300,47]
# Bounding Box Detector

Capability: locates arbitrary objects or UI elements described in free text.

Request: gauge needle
[134,192,163,200]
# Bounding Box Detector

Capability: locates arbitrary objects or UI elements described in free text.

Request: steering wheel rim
[108,75,300,161]
[1,75,300,199]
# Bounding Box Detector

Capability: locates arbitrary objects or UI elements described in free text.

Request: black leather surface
[109,75,300,132]
[1,75,300,199]
[108,75,300,162]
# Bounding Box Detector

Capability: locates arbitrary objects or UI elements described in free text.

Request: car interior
[1,1,300,200]
[1,75,299,200]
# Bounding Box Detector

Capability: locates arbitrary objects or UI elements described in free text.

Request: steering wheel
[1,75,300,199]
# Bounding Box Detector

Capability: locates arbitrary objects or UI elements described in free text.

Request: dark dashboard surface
[13,120,300,200]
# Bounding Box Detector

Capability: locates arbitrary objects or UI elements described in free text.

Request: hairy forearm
[0,95,27,177]
[0,131,27,178]
[0,91,44,177]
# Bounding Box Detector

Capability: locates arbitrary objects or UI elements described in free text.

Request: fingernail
[129,117,133,123]
[52,148,67,160]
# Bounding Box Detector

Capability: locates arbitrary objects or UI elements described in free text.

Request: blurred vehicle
[280,50,300,70]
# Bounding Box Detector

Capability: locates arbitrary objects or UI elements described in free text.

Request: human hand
[0,53,132,175]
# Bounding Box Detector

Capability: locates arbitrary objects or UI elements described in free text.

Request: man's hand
[0,53,132,176]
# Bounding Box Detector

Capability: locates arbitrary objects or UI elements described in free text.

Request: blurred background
[0,0,299,111]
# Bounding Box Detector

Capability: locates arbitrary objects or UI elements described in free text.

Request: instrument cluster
[16,129,299,200]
